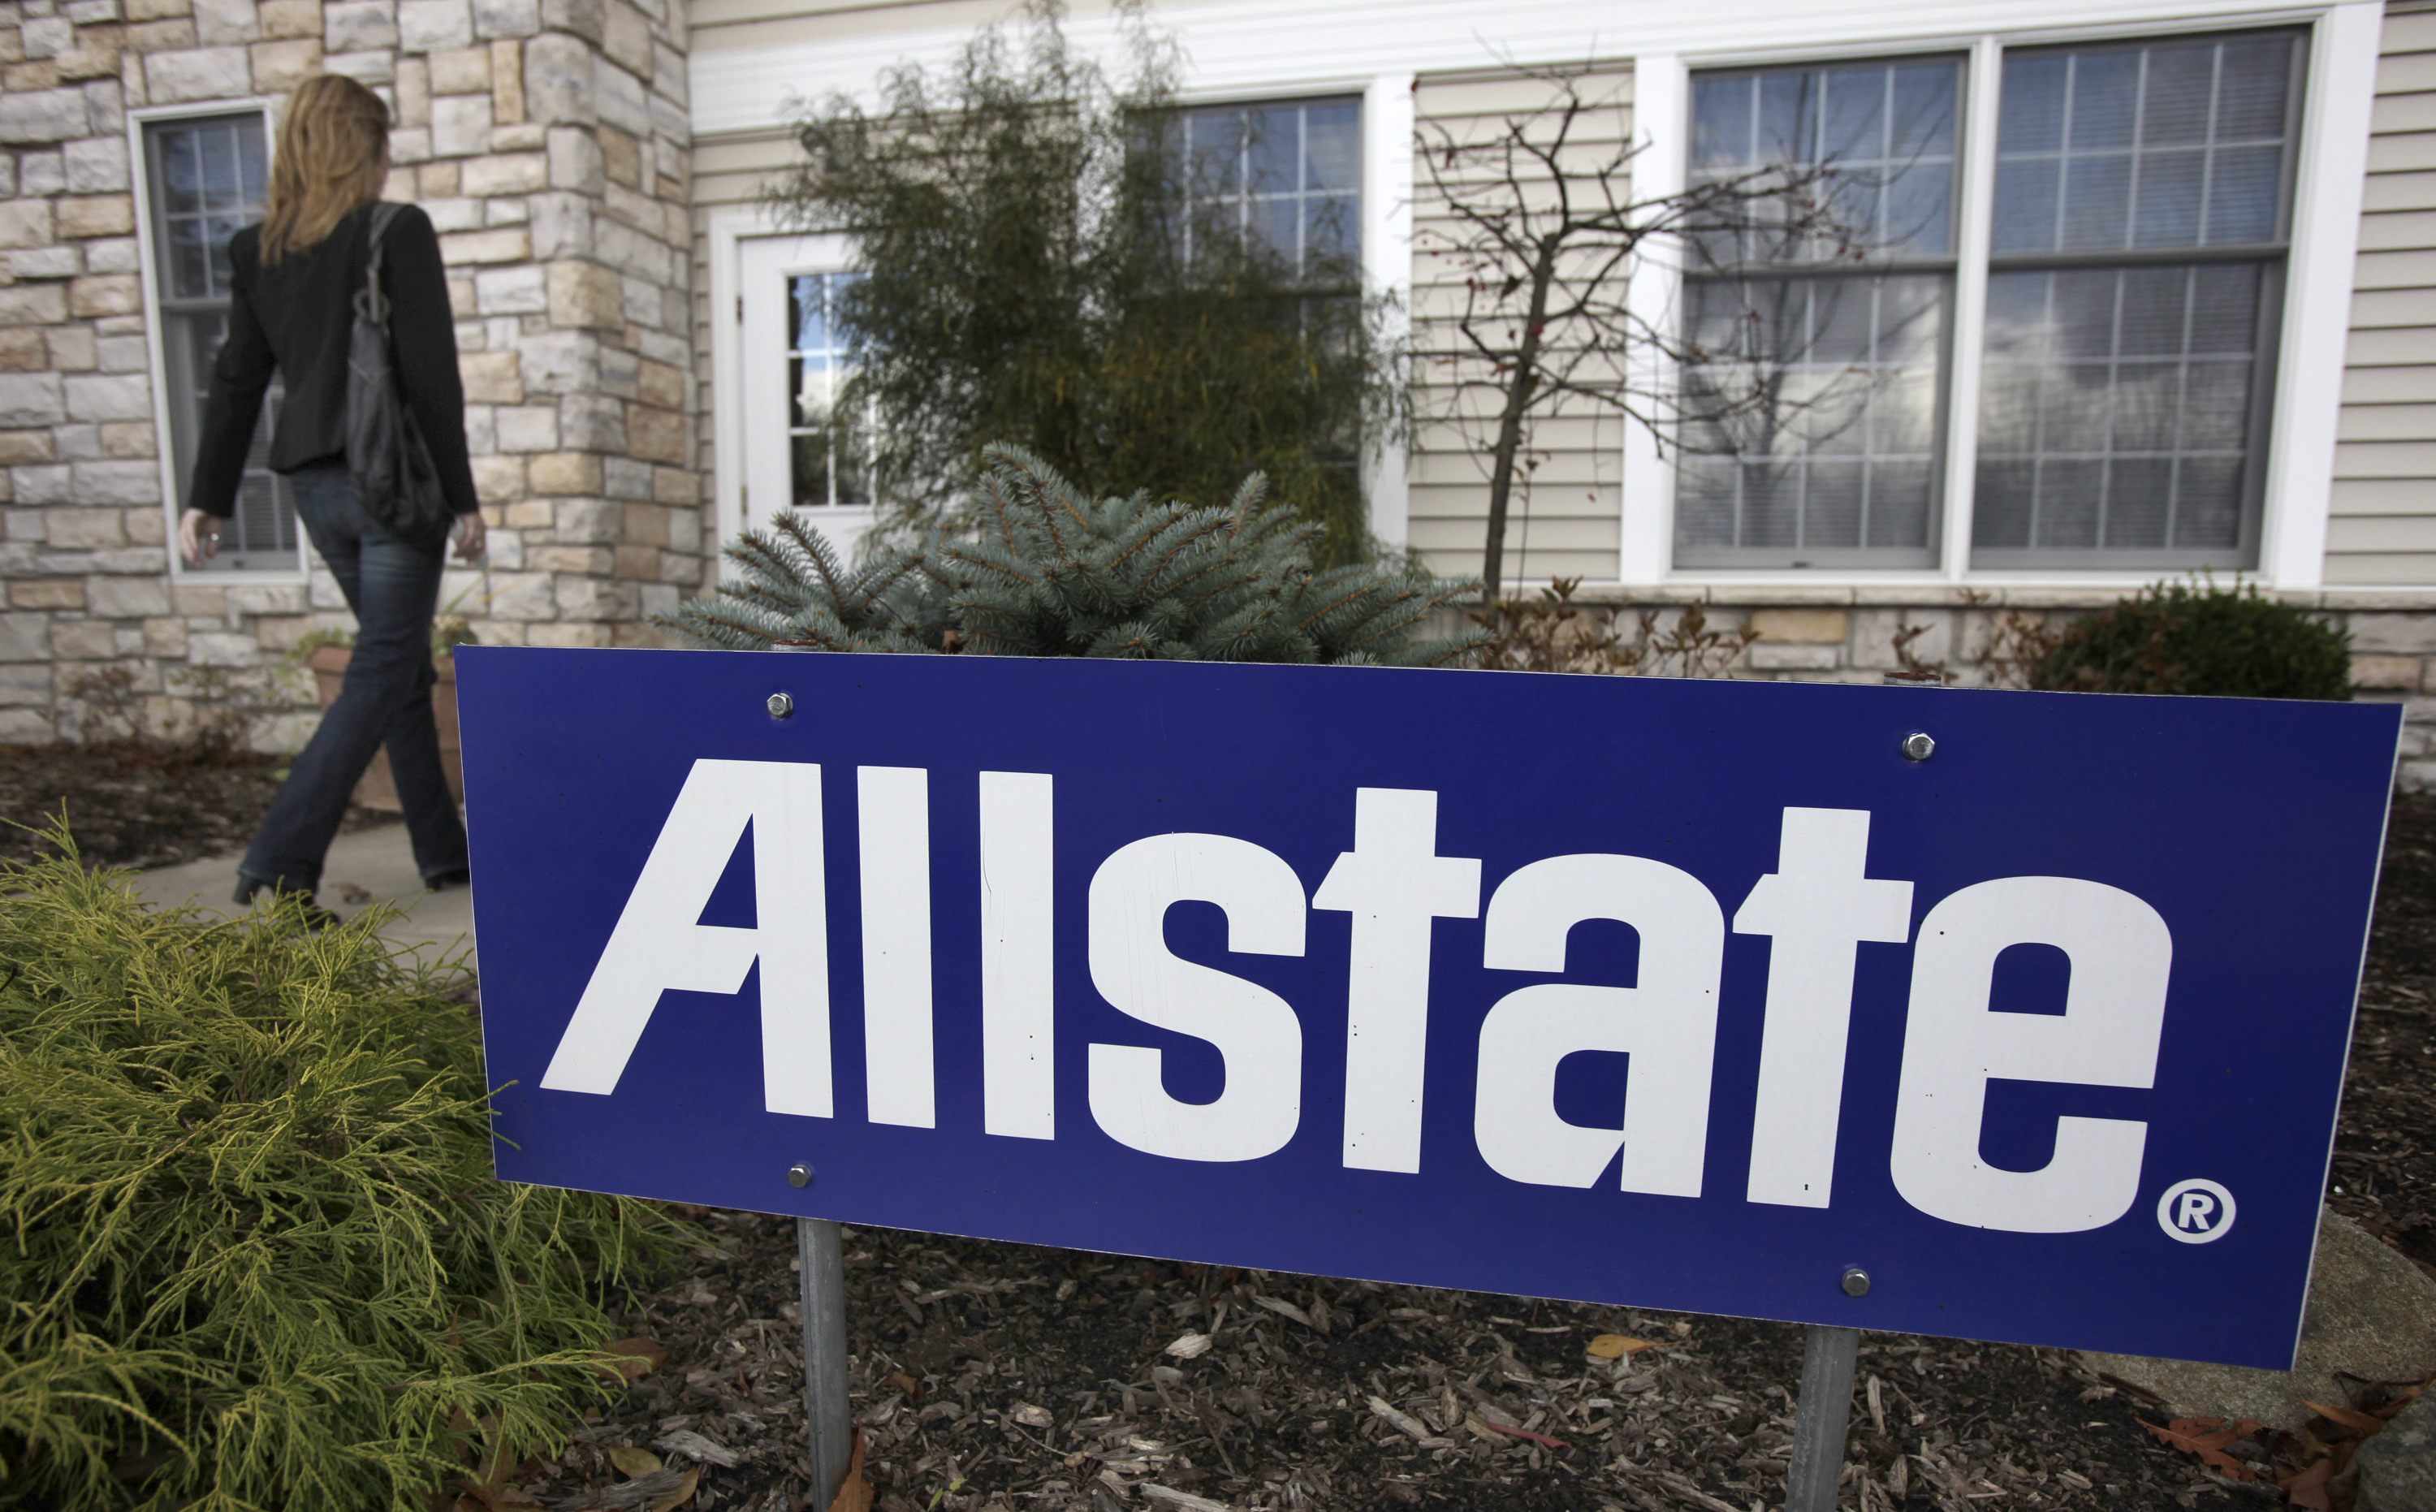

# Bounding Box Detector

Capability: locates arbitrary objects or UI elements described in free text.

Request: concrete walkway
[136,823,475,961]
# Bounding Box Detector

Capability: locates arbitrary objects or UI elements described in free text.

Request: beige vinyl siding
[2328,2,2436,586]
[1407,66,1631,586]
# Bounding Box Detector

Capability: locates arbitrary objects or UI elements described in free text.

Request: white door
[738,233,878,564]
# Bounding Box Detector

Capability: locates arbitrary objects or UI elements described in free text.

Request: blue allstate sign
[458,646,2399,1369]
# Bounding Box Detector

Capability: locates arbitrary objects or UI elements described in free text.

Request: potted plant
[293,587,481,812]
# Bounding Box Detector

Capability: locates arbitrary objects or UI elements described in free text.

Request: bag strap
[358,202,402,325]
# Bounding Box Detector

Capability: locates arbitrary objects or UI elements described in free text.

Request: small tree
[1415,64,1878,592]
[778,0,1405,564]
[666,444,1484,667]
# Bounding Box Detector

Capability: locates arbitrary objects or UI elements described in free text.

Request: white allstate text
[538,760,2173,1235]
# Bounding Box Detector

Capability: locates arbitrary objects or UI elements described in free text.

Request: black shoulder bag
[347,204,452,543]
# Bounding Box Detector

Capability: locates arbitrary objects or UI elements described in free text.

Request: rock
[2360,1395,2436,1512]
[2085,1211,2436,1432]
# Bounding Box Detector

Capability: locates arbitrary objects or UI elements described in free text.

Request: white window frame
[132,97,309,585]
[1618,3,2382,591]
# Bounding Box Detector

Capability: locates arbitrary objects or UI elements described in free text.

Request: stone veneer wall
[1567,585,2436,791]
[0,0,698,744]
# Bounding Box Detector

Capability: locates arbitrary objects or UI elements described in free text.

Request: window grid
[1976,264,2265,559]
[1678,57,1963,568]
[786,272,876,511]
[1679,277,1946,557]
[1972,29,2298,568]
[1177,98,1362,283]
[145,112,293,572]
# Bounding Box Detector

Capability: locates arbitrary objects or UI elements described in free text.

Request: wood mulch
[520,813,2436,1512]
[0,740,391,874]
[0,742,294,871]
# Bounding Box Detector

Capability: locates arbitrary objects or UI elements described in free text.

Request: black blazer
[189,201,478,521]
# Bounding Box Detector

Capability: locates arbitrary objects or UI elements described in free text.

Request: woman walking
[177,73,486,911]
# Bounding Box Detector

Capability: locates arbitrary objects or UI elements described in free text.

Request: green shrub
[0,828,684,1510]
[666,443,1485,667]
[2028,580,2353,700]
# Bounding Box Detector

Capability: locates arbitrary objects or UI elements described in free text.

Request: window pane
[1691,58,1961,265]
[1993,32,2296,254]
[1304,100,1359,191]
[1246,105,1298,195]
[1674,274,1947,564]
[1972,264,2267,563]
[786,270,878,511]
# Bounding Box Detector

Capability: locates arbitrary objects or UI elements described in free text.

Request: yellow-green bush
[0,828,685,1510]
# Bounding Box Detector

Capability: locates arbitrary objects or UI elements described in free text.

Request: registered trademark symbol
[2157,1179,2238,1243]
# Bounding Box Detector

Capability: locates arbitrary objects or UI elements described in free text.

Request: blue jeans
[241,464,468,894]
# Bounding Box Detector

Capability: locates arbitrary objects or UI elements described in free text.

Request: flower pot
[304,644,464,813]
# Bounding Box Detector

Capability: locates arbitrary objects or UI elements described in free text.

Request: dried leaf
[1586,1333,1658,1359]
[1163,1331,1213,1359]
[608,1445,663,1479]
[2140,1418,2257,1480]
[598,1337,668,1384]
[825,1427,874,1512]
[887,1370,923,1400]
[645,1463,699,1512]
[2299,1399,2386,1435]
[2282,1456,2334,1511]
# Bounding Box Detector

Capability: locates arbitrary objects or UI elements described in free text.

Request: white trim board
[705,202,790,564]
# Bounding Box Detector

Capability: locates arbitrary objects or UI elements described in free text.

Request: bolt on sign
[458,648,2400,1369]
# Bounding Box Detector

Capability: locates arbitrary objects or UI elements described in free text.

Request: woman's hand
[451,509,487,563]
[178,508,221,568]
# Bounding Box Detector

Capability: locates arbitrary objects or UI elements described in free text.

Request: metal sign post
[1778,673,1943,1510]
[796,1210,853,1506]
[1786,1325,1863,1511]
[775,646,856,1509]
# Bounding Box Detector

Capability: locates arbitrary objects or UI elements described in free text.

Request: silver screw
[767,692,795,720]
[1901,732,1935,762]
[787,1163,812,1188]
[1841,1267,1872,1298]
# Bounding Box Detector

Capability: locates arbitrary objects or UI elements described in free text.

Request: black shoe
[232,872,343,931]
[422,866,472,891]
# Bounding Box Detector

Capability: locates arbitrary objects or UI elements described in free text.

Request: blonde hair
[260,74,391,263]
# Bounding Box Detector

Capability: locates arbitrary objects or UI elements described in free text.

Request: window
[142,111,296,572]
[1169,97,1363,281]
[785,271,875,509]
[1678,28,2301,573]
